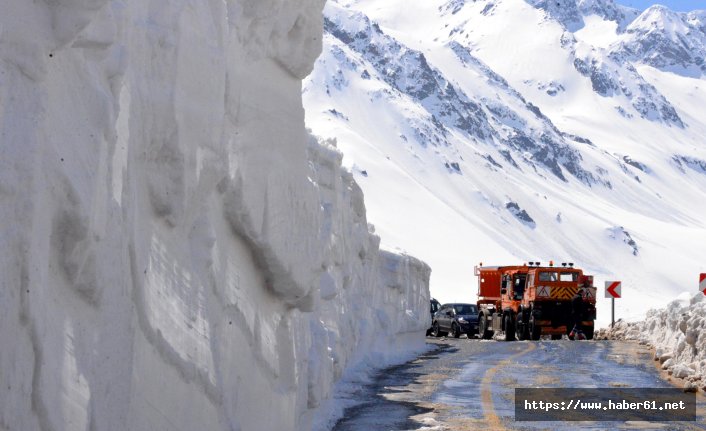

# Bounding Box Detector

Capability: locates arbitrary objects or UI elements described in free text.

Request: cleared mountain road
[332,339,706,431]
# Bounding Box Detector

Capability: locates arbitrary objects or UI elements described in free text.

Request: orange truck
[475,261,597,340]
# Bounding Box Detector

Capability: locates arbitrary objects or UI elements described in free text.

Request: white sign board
[605,281,621,299]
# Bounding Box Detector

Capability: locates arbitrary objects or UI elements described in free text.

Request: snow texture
[597,293,706,392]
[0,1,430,430]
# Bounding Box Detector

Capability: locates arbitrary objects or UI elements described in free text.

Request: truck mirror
[501,288,507,295]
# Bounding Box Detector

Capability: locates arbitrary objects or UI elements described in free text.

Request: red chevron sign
[605,281,621,299]
[700,273,706,296]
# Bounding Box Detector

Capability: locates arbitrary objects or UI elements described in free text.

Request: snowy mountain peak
[615,4,706,76]
[628,5,688,33]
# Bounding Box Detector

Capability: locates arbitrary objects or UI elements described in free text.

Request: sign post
[605,281,622,328]
[700,273,706,296]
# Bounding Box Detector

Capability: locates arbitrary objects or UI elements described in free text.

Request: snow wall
[0,1,431,430]
[597,294,706,392]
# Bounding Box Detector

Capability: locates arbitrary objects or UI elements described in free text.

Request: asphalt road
[332,337,706,431]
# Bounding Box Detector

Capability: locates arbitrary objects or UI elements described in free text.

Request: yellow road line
[480,342,537,430]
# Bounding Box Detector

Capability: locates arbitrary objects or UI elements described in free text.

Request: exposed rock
[506,201,536,228]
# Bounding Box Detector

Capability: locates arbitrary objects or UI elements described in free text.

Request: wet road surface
[333,338,706,431]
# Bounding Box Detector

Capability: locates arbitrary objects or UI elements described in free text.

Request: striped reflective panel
[551,286,579,299]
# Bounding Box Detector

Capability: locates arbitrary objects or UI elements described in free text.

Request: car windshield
[454,304,477,314]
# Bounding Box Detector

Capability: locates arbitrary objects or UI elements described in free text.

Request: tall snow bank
[597,293,706,391]
[0,1,430,430]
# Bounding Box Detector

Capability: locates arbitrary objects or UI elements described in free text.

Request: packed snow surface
[303,0,706,326]
[0,1,430,430]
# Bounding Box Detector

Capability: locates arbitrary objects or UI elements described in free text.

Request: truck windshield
[538,272,558,281]
[538,272,579,282]
[559,272,579,282]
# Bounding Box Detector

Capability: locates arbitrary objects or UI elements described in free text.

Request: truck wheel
[529,320,541,340]
[551,334,562,340]
[504,314,516,341]
[479,313,493,340]
[584,325,594,340]
[515,318,527,341]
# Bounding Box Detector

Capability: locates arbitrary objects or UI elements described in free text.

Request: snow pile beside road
[595,319,642,341]
[0,1,430,430]
[597,294,706,391]
[306,138,432,428]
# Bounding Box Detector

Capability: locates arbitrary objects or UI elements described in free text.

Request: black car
[430,303,479,338]
[426,298,441,336]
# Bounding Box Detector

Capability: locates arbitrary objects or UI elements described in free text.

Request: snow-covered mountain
[614,5,706,77]
[304,0,706,324]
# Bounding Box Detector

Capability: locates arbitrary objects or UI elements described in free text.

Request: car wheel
[452,323,461,338]
[431,322,440,337]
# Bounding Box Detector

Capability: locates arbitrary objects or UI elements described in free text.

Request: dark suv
[430,303,479,338]
[426,298,441,336]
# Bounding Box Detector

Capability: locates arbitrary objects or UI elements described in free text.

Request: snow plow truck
[475,262,597,341]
